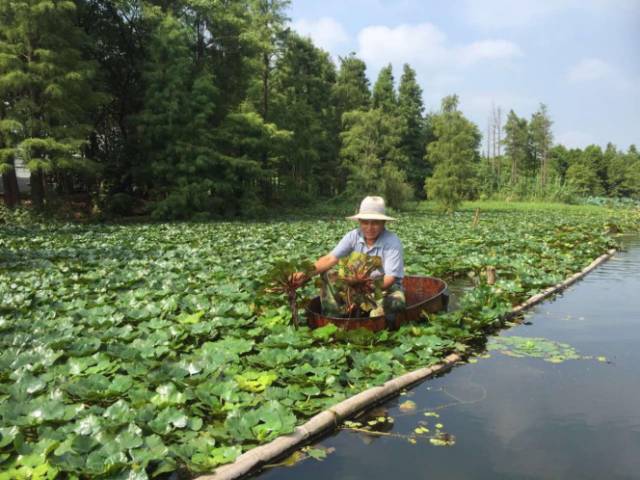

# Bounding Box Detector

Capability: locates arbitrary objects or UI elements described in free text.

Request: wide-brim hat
[346,196,396,221]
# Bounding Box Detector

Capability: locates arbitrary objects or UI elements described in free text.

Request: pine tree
[340,109,411,208]
[332,53,370,116]
[0,0,102,209]
[271,33,338,199]
[398,63,427,196]
[372,64,397,114]
[503,110,530,185]
[529,103,553,186]
[424,95,481,212]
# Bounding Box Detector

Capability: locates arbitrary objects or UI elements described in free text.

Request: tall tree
[0,0,102,209]
[503,110,530,185]
[372,64,397,114]
[271,33,338,198]
[77,0,170,199]
[340,109,411,208]
[247,0,290,122]
[0,106,21,207]
[332,53,370,116]
[398,63,427,196]
[424,95,481,211]
[529,103,553,186]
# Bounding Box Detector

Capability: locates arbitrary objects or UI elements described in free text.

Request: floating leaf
[399,400,417,412]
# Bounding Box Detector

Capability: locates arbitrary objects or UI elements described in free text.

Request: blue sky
[288,0,640,152]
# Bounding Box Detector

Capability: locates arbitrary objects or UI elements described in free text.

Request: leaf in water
[150,383,186,407]
[399,400,416,412]
[0,426,19,448]
[429,433,456,446]
[278,450,305,467]
[177,311,204,325]
[424,412,440,418]
[312,324,338,341]
[488,336,584,364]
[234,371,278,393]
[303,446,334,461]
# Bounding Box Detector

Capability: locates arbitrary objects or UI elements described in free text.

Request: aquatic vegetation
[488,336,584,363]
[0,207,634,477]
[263,259,315,328]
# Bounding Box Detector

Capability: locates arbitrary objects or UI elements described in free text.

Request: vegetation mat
[0,206,638,479]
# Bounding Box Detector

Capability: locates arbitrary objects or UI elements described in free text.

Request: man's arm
[382,275,396,290]
[292,254,339,285]
[314,254,339,275]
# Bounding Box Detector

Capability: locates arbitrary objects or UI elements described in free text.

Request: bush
[382,163,413,209]
[106,193,136,216]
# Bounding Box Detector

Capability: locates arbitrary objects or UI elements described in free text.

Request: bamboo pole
[196,249,617,480]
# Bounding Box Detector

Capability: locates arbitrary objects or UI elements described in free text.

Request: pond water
[256,235,640,480]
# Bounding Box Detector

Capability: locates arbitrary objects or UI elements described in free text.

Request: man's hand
[290,271,309,288]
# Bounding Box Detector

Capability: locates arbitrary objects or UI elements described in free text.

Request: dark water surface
[256,235,640,480]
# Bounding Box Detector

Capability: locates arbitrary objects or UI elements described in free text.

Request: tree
[0,108,21,207]
[566,162,602,197]
[503,110,530,184]
[372,64,397,114]
[424,95,481,211]
[246,0,290,201]
[339,109,411,208]
[581,145,607,194]
[332,53,370,115]
[529,103,553,186]
[0,0,102,209]
[398,63,427,196]
[271,33,338,199]
[247,0,290,122]
[608,144,640,198]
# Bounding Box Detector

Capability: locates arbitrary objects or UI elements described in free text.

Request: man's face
[358,219,385,243]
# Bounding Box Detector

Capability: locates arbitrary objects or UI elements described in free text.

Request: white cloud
[356,22,522,71]
[463,0,640,29]
[463,92,538,116]
[566,58,635,91]
[463,0,571,29]
[456,40,523,67]
[291,17,349,53]
[566,58,615,83]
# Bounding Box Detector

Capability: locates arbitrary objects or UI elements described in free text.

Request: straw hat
[346,196,396,221]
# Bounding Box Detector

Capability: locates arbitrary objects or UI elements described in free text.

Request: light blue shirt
[330,228,404,285]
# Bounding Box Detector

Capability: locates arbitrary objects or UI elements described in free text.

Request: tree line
[1,0,638,218]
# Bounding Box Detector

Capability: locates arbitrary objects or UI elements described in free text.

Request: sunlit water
[256,235,640,480]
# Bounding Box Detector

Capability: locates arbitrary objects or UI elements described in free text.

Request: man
[295,196,406,327]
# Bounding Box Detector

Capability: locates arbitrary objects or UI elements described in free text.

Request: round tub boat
[306,275,449,332]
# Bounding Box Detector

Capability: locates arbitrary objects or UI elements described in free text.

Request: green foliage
[0,0,104,207]
[488,336,583,363]
[340,108,411,206]
[424,95,481,211]
[0,205,636,476]
[398,64,429,196]
[263,259,315,327]
[332,252,384,317]
[566,162,603,196]
[332,53,371,114]
[271,33,339,198]
[372,64,398,114]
